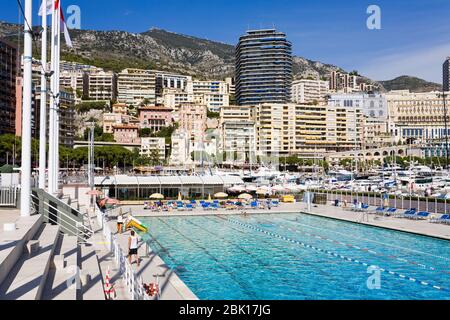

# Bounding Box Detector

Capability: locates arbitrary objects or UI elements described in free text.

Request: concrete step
[0,223,60,300]
[42,234,79,300]
[0,215,42,288]
[80,243,105,300]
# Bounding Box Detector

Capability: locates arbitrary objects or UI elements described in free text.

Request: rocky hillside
[0,21,437,92]
[0,21,366,82]
[378,76,442,93]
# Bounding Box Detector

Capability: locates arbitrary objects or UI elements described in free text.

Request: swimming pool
[140,213,450,300]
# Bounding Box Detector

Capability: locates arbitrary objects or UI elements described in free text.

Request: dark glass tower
[235,29,293,106]
[0,39,18,134]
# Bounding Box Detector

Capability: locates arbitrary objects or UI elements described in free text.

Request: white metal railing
[0,187,18,207]
[95,205,151,300]
[31,191,94,243]
[311,188,449,215]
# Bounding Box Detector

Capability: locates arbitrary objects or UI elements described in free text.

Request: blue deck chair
[272,200,279,207]
[211,203,219,210]
[201,202,210,210]
[250,201,258,209]
[415,211,430,220]
[403,209,418,219]
[384,207,397,216]
[176,201,185,211]
[430,214,449,224]
[186,203,194,211]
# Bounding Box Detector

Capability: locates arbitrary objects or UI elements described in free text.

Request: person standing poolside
[128,230,140,267]
[117,214,123,234]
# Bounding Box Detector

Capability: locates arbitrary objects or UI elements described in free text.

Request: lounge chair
[186,204,194,211]
[403,209,418,219]
[385,207,398,217]
[211,203,219,210]
[373,207,385,215]
[201,202,211,210]
[430,214,450,224]
[415,211,430,220]
[250,201,258,209]
[272,200,280,207]
[176,201,185,211]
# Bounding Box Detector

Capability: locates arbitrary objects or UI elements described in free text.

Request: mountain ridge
[0,21,440,92]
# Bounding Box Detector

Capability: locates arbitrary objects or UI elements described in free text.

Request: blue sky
[3,0,450,82]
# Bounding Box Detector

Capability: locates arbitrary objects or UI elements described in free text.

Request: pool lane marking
[277,216,450,262]
[225,217,448,293]
[182,218,273,268]
[154,217,260,299]
[270,217,449,274]
[211,215,353,283]
[258,217,445,274]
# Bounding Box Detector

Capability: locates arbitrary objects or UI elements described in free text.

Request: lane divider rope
[225,217,448,293]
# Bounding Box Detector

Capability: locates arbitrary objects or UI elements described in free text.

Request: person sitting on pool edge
[128,230,140,267]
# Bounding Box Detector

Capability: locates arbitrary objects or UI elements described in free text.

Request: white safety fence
[95,205,151,300]
[310,189,449,215]
[0,187,18,207]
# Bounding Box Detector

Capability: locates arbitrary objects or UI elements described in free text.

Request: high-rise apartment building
[235,29,293,105]
[0,39,18,135]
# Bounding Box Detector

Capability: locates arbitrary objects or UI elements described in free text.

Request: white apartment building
[386,90,450,143]
[176,104,207,142]
[117,68,156,106]
[86,70,117,101]
[156,72,193,95]
[291,79,329,104]
[328,93,388,120]
[329,71,359,93]
[219,103,362,158]
[192,80,230,112]
[162,89,194,110]
[219,105,258,163]
[225,77,235,96]
[169,129,192,165]
[60,70,84,96]
[140,137,166,161]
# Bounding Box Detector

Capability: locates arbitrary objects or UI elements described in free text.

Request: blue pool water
[140,213,450,300]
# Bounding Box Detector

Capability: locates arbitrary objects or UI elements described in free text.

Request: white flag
[60,5,73,48]
[38,0,53,16]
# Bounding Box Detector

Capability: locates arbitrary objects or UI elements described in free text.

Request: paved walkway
[106,218,197,300]
[303,204,450,241]
[0,209,21,227]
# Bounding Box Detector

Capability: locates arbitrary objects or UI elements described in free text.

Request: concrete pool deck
[118,203,450,241]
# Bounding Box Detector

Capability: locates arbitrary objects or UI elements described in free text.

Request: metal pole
[38,1,47,189]
[54,5,61,192]
[48,1,57,194]
[20,0,33,217]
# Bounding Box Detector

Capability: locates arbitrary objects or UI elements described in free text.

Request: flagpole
[38,0,48,190]
[55,4,61,192]
[48,0,56,194]
[20,0,33,216]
